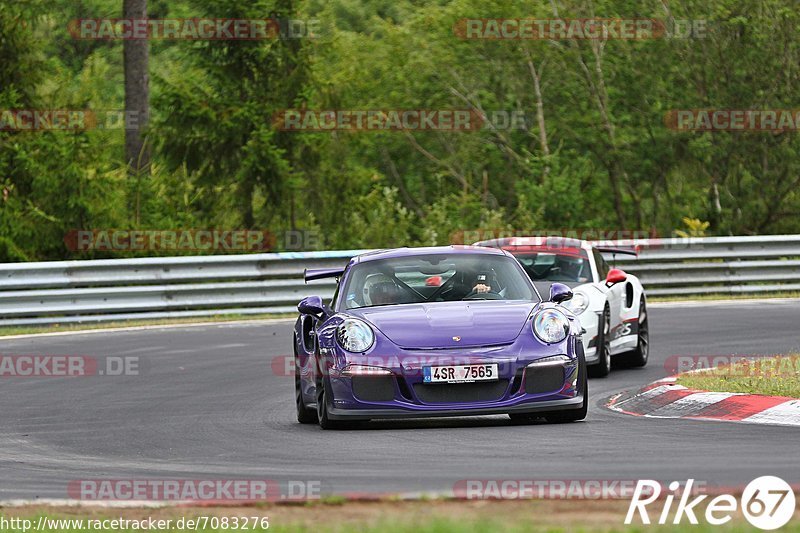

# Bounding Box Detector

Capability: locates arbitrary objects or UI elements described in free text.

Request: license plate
[423,364,499,384]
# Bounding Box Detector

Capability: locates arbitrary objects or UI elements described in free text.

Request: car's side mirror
[549,282,573,304]
[605,268,627,286]
[298,295,325,316]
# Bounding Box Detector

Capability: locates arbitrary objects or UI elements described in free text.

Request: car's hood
[349,301,538,349]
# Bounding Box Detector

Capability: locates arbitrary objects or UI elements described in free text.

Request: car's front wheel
[295,358,317,424]
[509,345,588,424]
[544,356,588,423]
[315,363,352,430]
[544,374,588,423]
[316,374,335,429]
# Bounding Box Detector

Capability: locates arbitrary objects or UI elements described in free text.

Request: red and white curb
[607,376,800,427]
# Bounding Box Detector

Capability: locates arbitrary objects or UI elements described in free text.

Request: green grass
[3,498,798,533]
[649,291,800,302]
[677,354,800,397]
[2,513,798,533]
[314,495,348,506]
[0,313,294,337]
[265,519,800,533]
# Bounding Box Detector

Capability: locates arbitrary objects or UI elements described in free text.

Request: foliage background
[1,0,799,260]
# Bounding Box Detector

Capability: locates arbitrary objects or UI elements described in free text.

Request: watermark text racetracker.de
[69,17,320,40]
[665,109,800,132]
[449,228,659,247]
[274,355,564,378]
[0,355,144,378]
[0,110,140,131]
[64,229,321,252]
[665,354,800,377]
[273,109,530,132]
[68,479,323,502]
[447,228,705,251]
[453,18,707,40]
[457,477,795,529]
[454,479,666,500]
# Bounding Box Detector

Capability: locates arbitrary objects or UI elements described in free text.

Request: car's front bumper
[326,394,585,420]
[321,339,584,420]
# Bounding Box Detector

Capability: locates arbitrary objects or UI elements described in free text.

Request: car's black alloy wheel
[295,359,317,424]
[315,357,348,430]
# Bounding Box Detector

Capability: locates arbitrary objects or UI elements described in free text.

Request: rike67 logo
[626,477,796,530]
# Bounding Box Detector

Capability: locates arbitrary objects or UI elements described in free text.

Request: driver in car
[555,256,586,283]
[470,269,505,296]
[472,271,493,293]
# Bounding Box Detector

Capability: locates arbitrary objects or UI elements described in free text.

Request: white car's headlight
[336,319,375,352]
[564,291,589,315]
[532,309,570,344]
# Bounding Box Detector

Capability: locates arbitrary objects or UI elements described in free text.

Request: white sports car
[475,237,648,377]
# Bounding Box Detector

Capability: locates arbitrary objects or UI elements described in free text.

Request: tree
[152,0,312,236]
[123,0,151,223]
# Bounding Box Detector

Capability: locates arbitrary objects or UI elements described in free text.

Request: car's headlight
[532,309,570,344]
[342,364,392,376]
[564,291,589,315]
[527,355,574,367]
[336,319,375,352]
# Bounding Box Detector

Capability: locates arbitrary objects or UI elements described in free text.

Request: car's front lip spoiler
[326,394,585,420]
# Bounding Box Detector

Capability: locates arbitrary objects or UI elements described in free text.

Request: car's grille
[352,376,396,402]
[524,366,565,394]
[413,380,509,404]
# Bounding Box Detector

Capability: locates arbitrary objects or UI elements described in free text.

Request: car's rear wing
[596,246,639,257]
[304,267,345,283]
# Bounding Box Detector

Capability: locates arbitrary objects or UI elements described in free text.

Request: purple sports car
[294,246,587,429]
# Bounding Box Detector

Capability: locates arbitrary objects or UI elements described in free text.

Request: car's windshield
[340,253,538,309]
[510,249,592,283]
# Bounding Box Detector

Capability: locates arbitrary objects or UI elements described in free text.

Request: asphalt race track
[1,300,799,500]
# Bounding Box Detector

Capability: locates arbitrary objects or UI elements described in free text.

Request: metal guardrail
[612,235,800,295]
[0,236,798,327]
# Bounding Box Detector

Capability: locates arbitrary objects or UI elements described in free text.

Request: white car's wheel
[621,298,649,368]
